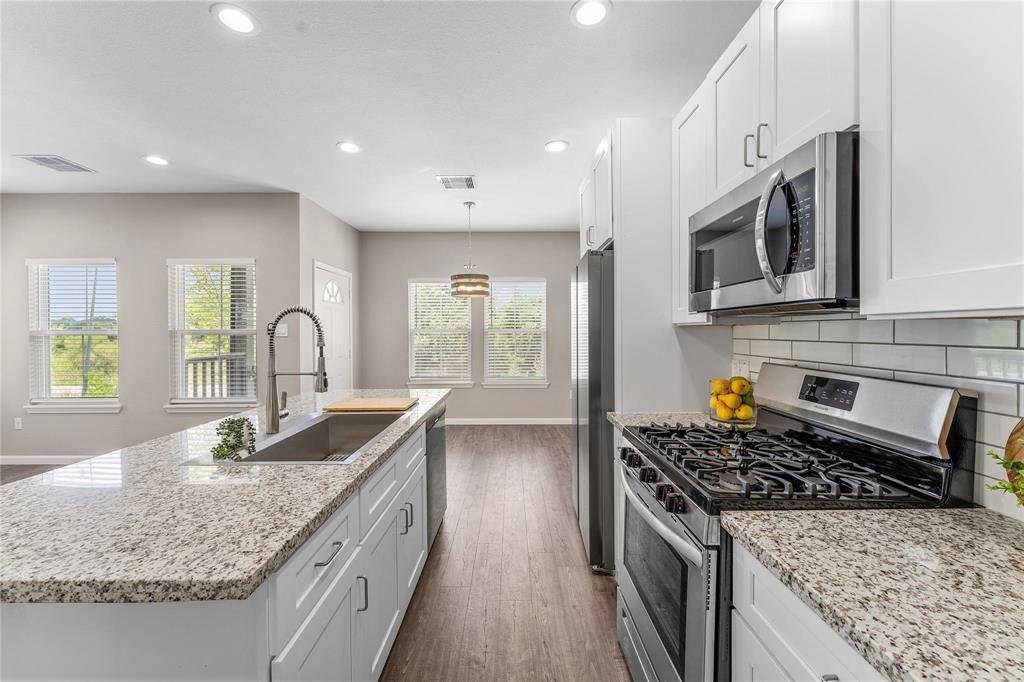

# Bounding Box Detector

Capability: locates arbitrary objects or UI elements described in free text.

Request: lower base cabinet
[273,427,429,682]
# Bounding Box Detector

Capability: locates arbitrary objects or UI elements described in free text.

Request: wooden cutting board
[323,396,419,413]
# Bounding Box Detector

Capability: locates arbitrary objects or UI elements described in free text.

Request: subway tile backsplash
[732,317,1023,521]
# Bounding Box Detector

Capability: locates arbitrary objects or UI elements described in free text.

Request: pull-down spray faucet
[265,306,328,434]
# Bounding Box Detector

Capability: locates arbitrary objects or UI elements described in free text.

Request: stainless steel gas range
[614,363,977,682]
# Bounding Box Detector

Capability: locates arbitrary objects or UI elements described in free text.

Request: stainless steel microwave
[689,131,857,315]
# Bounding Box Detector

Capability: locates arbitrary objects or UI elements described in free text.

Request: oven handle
[618,464,704,568]
[753,167,787,294]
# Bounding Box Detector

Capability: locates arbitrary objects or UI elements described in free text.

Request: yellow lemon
[730,378,751,396]
[720,393,742,410]
[735,404,754,421]
[715,405,735,421]
[710,395,721,411]
[710,379,730,395]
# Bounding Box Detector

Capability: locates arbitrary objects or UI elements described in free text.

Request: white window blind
[485,280,547,381]
[27,259,119,401]
[168,260,257,403]
[408,280,471,381]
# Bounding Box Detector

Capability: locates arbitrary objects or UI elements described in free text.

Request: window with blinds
[27,259,119,400]
[408,280,471,381]
[168,260,257,403]
[485,280,547,382]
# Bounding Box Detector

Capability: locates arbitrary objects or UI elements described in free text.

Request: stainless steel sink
[185,412,403,465]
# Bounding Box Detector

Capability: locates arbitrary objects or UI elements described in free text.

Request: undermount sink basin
[185,412,403,465]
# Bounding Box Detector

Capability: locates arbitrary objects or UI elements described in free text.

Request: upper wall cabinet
[707,11,761,199]
[757,0,857,163]
[578,133,614,256]
[859,0,1024,317]
[671,81,713,325]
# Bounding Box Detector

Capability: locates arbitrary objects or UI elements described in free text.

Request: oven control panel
[619,447,686,513]
[799,374,859,411]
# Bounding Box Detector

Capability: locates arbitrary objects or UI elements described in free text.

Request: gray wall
[298,196,362,390]
[359,231,577,420]
[0,193,301,458]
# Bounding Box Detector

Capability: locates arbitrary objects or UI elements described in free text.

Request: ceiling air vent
[436,175,475,190]
[15,155,96,173]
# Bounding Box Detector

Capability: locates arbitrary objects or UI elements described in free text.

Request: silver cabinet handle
[821,675,839,682]
[400,506,410,535]
[357,576,368,612]
[586,225,595,246]
[754,167,787,294]
[743,134,755,168]
[407,501,414,528]
[756,123,769,159]
[313,540,345,568]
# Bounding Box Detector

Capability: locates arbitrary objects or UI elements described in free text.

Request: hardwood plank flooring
[382,425,629,682]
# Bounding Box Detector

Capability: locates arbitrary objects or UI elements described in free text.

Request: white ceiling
[1,1,755,231]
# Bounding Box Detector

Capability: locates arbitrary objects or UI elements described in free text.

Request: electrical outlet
[14,417,23,430]
[732,358,751,380]
[275,323,288,337]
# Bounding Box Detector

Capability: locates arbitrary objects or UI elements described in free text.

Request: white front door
[314,262,353,390]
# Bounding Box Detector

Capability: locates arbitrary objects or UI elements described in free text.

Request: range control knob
[655,482,674,502]
[639,466,659,483]
[663,492,686,514]
[620,448,642,468]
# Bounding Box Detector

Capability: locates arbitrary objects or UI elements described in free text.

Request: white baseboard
[0,455,87,466]
[445,417,572,426]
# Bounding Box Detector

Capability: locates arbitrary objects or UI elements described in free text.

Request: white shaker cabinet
[859,0,1024,317]
[707,11,760,199]
[396,457,428,611]
[671,81,713,325]
[757,0,857,163]
[578,133,614,255]
[355,503,403,681]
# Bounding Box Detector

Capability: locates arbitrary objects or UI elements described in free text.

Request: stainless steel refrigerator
[571,249,615,572]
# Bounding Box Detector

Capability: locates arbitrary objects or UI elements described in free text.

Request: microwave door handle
[618,464,704,568]
[754,168,787,294]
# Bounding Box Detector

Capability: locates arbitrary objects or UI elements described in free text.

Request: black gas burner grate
[634,422,915,501]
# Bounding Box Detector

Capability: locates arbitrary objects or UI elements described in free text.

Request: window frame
[407,278,473,388]
[165,258,258,412]
[24,258,122,414]
[482,277,549,388]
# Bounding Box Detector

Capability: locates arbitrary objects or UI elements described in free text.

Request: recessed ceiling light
[570,0,611,27]
[336,141,361,154]
[210,3,260,35]
[544,139,570,153]
[144,155,169,166]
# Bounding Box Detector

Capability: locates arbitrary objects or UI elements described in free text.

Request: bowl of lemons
[709,376,756,425]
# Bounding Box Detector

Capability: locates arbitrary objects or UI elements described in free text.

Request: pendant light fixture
[450,201,490,298]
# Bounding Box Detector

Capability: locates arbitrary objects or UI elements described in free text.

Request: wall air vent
[436,175,475,190]
[15,155,96,173]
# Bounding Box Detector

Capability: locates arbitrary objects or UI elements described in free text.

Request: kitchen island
[0,387,448,680]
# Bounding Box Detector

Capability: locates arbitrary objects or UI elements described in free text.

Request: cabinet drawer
[731,610,793,681]
[732,544,882,681]
[395,425,426,484]
[360,456,400,542]
[270,494,357,653]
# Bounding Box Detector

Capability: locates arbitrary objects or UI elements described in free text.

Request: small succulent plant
[211,416,256,461]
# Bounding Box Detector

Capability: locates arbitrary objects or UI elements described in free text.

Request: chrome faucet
[266,306,328,434]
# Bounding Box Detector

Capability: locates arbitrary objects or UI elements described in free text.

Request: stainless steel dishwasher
[425,408,446,550]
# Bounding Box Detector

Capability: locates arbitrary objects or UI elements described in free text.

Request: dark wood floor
[0,464,59,485]
[381,425,629,682]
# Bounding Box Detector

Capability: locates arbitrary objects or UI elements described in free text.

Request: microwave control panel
[786,169,816,274]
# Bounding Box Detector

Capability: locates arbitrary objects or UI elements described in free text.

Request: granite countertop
[607,411,709,430]
[0,388,449,604]
[722,508,1024,681]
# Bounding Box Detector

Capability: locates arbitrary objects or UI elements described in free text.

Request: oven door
[617,465,715,682]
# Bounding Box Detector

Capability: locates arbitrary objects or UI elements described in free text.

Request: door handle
[755,123,769,159]
[586,226,595,245]
[313,540,345,568]
[617,464,704,567]
[743,134,755,168]
[754,168,787,294]
[400,506,410,535]
[357,576,369,612]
